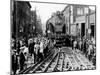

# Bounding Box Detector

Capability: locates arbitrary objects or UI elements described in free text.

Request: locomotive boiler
[46,11,67,47]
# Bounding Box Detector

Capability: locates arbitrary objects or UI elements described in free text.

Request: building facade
[62,5,96,39]
[12,1,32,39]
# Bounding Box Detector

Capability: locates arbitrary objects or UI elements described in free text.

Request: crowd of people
[11,35,96,74]
[11,36,55,74]
[72,36,96,66]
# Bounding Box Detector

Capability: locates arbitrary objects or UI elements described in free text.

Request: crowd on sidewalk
[11,36,55,74]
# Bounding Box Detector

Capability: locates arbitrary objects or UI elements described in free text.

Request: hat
[13,49,17,52]
[20,46,25,50]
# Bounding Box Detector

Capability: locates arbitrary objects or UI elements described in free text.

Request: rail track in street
[20,47,95,74]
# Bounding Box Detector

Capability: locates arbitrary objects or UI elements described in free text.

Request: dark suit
[19,52,26,71]
[29,42,35,56]
[44,45,49,58]
[12,54,18,74]
[17,41,20,54]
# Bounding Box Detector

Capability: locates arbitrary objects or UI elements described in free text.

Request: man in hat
[29,40,35,57]
[34,41,40,63]
[12,49,19,74]
[39,40,44,61]
[19,48,26,71]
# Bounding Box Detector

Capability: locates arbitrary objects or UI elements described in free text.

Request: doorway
[81,23,85,37]
[90,24,94,37]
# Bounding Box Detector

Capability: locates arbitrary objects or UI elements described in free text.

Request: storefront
[89,13,96,38]
[75,15,86,38]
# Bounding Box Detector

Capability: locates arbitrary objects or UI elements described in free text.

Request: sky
[30,2,67,33]
[89,6,96,10]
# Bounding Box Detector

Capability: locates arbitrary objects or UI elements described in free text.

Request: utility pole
[34,7,37,36]
[88,7,91,40]
[69,5,71,35]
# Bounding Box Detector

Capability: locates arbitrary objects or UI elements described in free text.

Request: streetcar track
[44,53,59,72]
[31,48,61,73]
[30,52,54,73]
[55,53,63,71]
[20,47,95,74]
[20,49,55,74]
[72,54,80,68]
[52,52,61,72]
[43,48,61,72]
[62,53,65,71]
[76,52,94,69]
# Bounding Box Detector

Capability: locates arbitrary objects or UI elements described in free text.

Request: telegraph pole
[69,5,71,35]
[34,7,37,36]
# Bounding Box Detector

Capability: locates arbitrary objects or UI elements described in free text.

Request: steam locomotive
[46,11,66,35]
[46,11,71,47]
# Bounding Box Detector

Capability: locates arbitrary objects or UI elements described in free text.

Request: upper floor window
[84,7,89,14]
[77,8,84,15]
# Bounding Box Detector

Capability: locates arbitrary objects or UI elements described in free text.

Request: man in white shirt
[39,41,44,61]
[73,39,77,50]
[34,43,40,63]
[40,41,43,53]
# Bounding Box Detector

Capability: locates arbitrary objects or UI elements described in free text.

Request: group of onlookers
[72,37,96,66]
[11,38,28,74]
[11,36,53,74]
[11,35,96,74]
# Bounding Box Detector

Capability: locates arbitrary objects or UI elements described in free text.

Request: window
[84,8,89,14]
[77,8,84,15]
